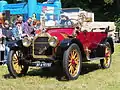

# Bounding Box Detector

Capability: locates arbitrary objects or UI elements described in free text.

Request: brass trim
[48,36,59,47]
[33,55,52,59]
[34,42,48,44]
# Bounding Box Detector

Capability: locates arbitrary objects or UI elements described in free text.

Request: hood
[47,28,74,41]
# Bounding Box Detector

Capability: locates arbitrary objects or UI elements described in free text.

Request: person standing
[2,20,13,63]
[23,17,34,36]
[12,15,24,40]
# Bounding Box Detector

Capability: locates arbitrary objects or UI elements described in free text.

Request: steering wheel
[71,19,82,30]
[68,19,82,37]
[78,13,86,23]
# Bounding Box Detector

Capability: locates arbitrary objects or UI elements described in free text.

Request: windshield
[42,15,74,28]
[42,8,82,28]
[42,8,94,28]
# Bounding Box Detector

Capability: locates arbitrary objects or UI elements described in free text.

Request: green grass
[0,44,120,90]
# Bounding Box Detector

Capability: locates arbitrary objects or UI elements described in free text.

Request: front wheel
[7,50,29,78]
[100,43,112,69]
[63,43,82,80]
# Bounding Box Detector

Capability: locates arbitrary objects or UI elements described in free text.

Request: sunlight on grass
[0,44,120,90]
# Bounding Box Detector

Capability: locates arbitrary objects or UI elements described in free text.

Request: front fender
[55,38,85,60]
[101,37,114,54]
[59,39,73,50]
[59,38,85,58]
[106,37,114,54]
[60,38,84,49]
[7,40,23,50]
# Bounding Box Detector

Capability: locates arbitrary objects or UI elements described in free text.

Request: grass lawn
[0,44,120,90]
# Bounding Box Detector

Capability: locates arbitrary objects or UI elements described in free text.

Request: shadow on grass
[27,66,64,81]
[3,74,14,79]
[3,62,101,80]
[26,62,100,80]
[81,63,100,75]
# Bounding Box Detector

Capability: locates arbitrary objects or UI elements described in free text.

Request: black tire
[63,43,82,80]
[100,43,112,69]
[0,62,2,65]
[7,50,29,78]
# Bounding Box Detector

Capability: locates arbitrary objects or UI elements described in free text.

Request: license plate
[36,62,52,68]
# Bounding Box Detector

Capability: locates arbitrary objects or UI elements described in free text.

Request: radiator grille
[33,37,52,56]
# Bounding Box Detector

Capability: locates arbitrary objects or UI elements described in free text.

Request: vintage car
[6,18,114,80]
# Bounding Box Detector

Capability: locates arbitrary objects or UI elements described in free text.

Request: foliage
[104,0,113,4]
[61,0,89,10]
[115,16,120,32]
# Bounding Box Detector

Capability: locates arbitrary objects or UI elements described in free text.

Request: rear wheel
[100,43,112,69]
[63,43,82,80]
[7,50,29,78]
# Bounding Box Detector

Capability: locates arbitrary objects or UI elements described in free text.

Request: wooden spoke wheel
[100,43,112,69]
[63,43,82,80]
[7,50,29,78]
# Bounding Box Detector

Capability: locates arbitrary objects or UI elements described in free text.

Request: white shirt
[17,24,23,35]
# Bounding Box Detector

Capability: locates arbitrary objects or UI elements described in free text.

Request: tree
[61,0,89,10]
[104,0,113,4]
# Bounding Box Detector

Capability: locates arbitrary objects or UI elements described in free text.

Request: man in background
[2,20,13,63]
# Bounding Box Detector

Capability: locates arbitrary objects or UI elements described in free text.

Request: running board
[87,57,104,61]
